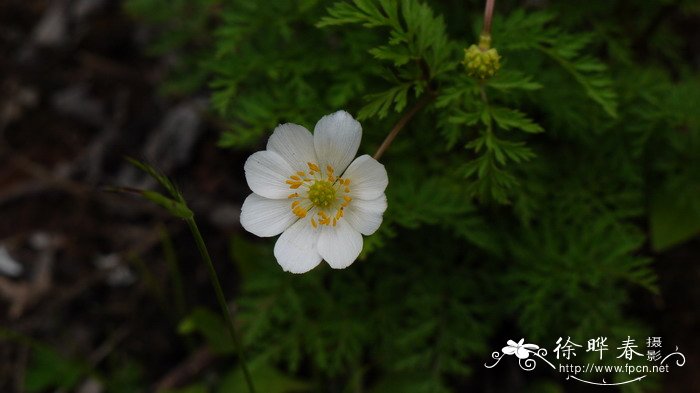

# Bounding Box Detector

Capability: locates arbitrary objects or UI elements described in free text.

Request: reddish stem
[373,93,435,161]
[482,0,495,36]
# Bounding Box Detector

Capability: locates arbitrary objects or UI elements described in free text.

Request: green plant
[122,0,700,391]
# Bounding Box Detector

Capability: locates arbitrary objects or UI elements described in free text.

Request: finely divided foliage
[318,0,453,119]
[124,0,699,391]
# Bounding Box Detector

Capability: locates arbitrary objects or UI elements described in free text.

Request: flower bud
[463,35,501,80]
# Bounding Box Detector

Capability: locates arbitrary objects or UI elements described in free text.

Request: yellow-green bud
[463,36,501,80]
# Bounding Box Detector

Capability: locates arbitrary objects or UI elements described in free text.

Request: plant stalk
[482,0,496,37]
[185,217,256,393]
[373,93,435,161]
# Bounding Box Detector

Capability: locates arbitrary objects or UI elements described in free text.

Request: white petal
[313,110,361,174]
[274,219,322,274]
[244,150,295,199]
[240,194,297,237]
[344,194,387,235]
[343,155,388,200]
[266,123,317,172]
[317,219,363,269]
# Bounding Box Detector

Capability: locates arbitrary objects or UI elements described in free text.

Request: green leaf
[650,187,700,252]
[229,234,278,281]
[358,83,412,120]
[487,69,542,92]
[489,106,544,133]
[492,10,556,51]
[370,373,432,393]
[141,190,193,219]
[179,307,235,355]
[25,345,88,393]
[461,143,522,204]
[218,361,312,393]
[390,174,473,228]
[319,0,450,66]
[492,10,618,117]
[124,158,193,218]
[539,47,618,118]
[448,109,481,126]
[369,45,412,66]
[125,157,181,199]
[359,223,396,259]
[317,0,388,28]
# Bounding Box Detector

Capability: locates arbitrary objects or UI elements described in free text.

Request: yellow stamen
[290,175,301,181]
[332,218,337,226]
[287,193,299,198]
[311,218,318,228]
[292,201,300,208]
[307,162,320,172]
[317,212,330,226]
[286,180,302,189]
[293,207,306,218]
[296,171,306,177]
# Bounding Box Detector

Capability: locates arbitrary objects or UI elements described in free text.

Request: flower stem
[160,225,186,317]
[482,0,496,37]
[185,217,256,393]
[373,93,435,161]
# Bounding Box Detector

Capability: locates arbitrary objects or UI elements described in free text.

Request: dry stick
[373,92,436,161]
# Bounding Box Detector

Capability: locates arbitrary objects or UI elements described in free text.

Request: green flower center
[308,180,336,208]
[286,162,352,226]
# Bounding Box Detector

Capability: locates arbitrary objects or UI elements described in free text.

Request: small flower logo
[502,338,539,359]
[241,110,388,273]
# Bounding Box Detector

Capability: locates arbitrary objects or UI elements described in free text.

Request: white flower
[240,110,388,273]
